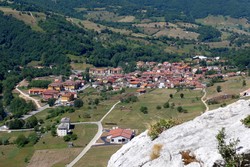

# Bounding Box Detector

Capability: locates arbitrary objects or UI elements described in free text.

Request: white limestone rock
[108,100,250,167]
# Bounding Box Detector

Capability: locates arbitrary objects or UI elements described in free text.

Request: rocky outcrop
[108,100,250,167]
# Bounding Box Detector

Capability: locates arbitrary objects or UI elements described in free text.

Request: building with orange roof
[29,88,46,95]
[107,127,134,144]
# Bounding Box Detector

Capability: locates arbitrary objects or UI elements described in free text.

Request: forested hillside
[9,0,250,21]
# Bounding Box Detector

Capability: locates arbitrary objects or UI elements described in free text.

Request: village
[21,55,248,145]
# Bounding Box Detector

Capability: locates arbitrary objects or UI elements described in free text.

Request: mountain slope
[10,0,250,20]
[108,100,250,167]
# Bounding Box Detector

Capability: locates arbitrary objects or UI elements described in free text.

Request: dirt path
[16,85,42,108]
[201,89,209,112]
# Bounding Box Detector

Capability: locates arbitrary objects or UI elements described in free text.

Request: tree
[48,98,56,107]
[140,106,148,114]
[51,127,57,136]
[94,98,99,105]
[74,99,84,108]
[63,135,71,142]
[163,102,170,108]
[169,94,173,98]
[15,134,28,147]
[243,80,246,87]
[217,85,222,92]
[1,137,9,145]
[25,116,38,128]
[180,93,184,98]
[6,119,25,129]
[177,106,184,113]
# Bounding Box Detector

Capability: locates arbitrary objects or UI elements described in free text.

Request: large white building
[57,117,71,137]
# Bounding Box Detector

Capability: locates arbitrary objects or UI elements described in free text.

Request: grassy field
[205,76,250,110]
[103,89,205,133]
[74,145,122,167]
[0,7,45,31]
[196,15,250,35]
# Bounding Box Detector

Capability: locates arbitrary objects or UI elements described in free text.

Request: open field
[28,148,82,167]
[196,15,250,35]
[155,28,199,40]
[74,145,122,167]
[0,7,45,31]
[103,89,205,133]
[205,76,250,110]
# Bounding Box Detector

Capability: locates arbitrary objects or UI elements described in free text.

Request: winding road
[201,88,209,112]
[67,101,120,167]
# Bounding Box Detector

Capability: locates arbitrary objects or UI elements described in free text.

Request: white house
[107,127,134,144]
[57,117,71,137]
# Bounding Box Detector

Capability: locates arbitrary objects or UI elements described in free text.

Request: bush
[242,115,250,128]
[148,119,176,140]
[28,132,39,145]
[15,134,28,147]
[63,135,71,142]
[163,102,170,108]
[216,128,242,167]
[156,105,161,110]
[0,137,9,145]
[83,113,91,118]
[140,106,148,114]
[74,99,84,108]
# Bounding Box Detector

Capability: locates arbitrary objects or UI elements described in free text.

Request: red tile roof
[108,128,133,139]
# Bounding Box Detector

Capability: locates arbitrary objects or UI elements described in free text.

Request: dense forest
[9,0,250,21]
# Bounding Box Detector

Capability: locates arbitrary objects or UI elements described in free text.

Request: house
[63,80,78,90]
[48,82,63,91]
[61,92,74,102]
[107,127,134,144]
[129,81,140,88]
[136,88,146,94]
[29,88,46,95]
[57,117,70,137]
[42,89,59,100]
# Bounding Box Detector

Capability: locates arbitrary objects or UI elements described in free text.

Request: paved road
[201,89,209,112]
[67,101,120,167]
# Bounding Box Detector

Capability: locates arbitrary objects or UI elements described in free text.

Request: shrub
[71,134,78,140]
[148,119,176,140]
[163,102,170,108]
[74,99,84,108]
[15,134,28,147]
[216,128,242,167]
[242,115,250,128]
[140,106,148,114]
[63,135,71,142]
[156,105,161,110]
[150,144,163,160]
